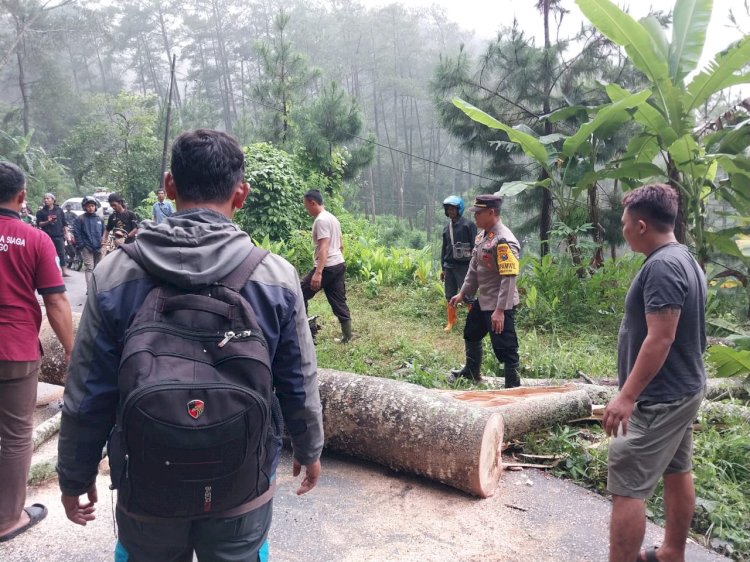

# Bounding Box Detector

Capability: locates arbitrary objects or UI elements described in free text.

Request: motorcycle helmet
[81,195,99,208]
[442,195,464,217]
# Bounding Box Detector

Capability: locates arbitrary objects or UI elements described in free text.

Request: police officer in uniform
[448,194,521,388]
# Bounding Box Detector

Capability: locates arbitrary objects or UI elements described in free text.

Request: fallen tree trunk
[39,312,81,385]
[450,387,592,440]
[484,377,749,403]
[318,369,504,497]
[32,411,62,451]
[700,400,750,423]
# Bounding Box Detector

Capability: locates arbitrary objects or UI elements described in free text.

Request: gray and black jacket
[57,208,324,500]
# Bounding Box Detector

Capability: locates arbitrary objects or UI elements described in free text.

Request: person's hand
[293,458,321,495]
[439,271,445,281]
[603,392,636,437]
[310,271,323,291]
[448,292,464,308]
[491,309,505,333]
[61,484,98,525]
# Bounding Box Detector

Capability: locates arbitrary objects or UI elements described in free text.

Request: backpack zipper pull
[218,331,235,348]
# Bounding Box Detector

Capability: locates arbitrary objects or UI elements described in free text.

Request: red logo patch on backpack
[187,400,205,419]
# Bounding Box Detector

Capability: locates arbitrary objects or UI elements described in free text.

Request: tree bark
[450,387,592,439]
[39,313,81,385]
[318,369,504,497]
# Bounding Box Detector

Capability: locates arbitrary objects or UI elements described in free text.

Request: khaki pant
[0,360,40,528]
[81,247,103,287]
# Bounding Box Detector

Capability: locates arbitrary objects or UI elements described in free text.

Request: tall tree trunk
[666,154,687,243]
[67,45,80,94]
[14,18,30,136]
[94,41,108,93]
[588,183,604,268]
[539,0,553,256]
[157,5,181,108]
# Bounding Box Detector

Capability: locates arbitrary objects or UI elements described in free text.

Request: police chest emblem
[187,399,205,419]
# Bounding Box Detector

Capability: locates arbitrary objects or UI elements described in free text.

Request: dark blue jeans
[115,501,272,562]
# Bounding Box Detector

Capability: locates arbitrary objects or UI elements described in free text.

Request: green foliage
[0,129,73,203]
[524,410,750,558]
[135,191,159,223]
[517,254,642,332]
[516,330,617,379]
[576,0,750,268]
[236,143,310,241]
[297,81,375,181]
[690,414,750,557]
[524,425,609,491]
[57,93,161,206]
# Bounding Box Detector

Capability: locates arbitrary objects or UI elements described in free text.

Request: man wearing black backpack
[57,129,324,562]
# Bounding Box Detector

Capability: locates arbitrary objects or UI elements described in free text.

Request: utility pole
[159,54,177,189]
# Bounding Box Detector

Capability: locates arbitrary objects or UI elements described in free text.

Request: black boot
[504,361,521,388]
[449,340,483,383]
[335,319,353,343]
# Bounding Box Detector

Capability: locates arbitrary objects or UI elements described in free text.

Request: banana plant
[575,0,750,267]
[453,90,661,263]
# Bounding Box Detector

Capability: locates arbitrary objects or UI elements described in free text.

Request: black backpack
[108,244,273,518]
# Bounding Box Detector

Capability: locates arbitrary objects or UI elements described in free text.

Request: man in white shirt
[301,189,352,343]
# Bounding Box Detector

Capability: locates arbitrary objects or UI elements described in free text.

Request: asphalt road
[8,265,728,562]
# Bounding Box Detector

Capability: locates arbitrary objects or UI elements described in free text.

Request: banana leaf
[685,36,750,111]
[669,0,712,82]
[453,98,549,166]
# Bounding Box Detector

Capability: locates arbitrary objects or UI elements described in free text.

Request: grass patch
[522,413,750,560]
[310,283,618,386]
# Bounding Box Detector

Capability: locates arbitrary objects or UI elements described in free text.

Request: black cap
[468,194,502,212]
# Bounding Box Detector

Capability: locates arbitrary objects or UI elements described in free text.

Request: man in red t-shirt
[0,162,73,543]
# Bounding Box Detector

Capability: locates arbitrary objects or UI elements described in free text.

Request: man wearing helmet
[441,196,477,332]
[72,197,105,288]
[449,194,522,388]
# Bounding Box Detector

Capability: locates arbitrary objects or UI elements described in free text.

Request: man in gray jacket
[449,194,521,388]
[57,129,323,561]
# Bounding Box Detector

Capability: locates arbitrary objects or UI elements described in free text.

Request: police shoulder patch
[496,242,519,276]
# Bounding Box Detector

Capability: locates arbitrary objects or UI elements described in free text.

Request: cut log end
[472,412,504,498]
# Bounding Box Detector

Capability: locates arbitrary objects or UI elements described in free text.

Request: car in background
[92,190,113,218]
[61,198,85,217]
[62,191,113,220]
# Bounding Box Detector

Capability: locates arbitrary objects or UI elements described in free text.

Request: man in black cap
[36,192,70,277]
[448,194,522,388]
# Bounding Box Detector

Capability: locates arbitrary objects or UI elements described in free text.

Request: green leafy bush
[236,143,310,241]
[517,254,642,333]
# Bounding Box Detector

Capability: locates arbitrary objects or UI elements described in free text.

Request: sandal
[0,503,48,542]
[637,546,660,562]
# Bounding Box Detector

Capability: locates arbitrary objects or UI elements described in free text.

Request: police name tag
[496,243,519,275]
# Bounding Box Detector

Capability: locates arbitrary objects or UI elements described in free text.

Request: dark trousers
[301,262,351,321]
[463,306,519,367]
[50,235,65,269]
[115,501,272,562]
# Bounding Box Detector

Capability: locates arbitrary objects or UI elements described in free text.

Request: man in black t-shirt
[36,193,70,276]
[103,193,138,247]
[604,184,706,562]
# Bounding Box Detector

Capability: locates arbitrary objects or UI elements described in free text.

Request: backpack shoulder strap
[219,247,270,292]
